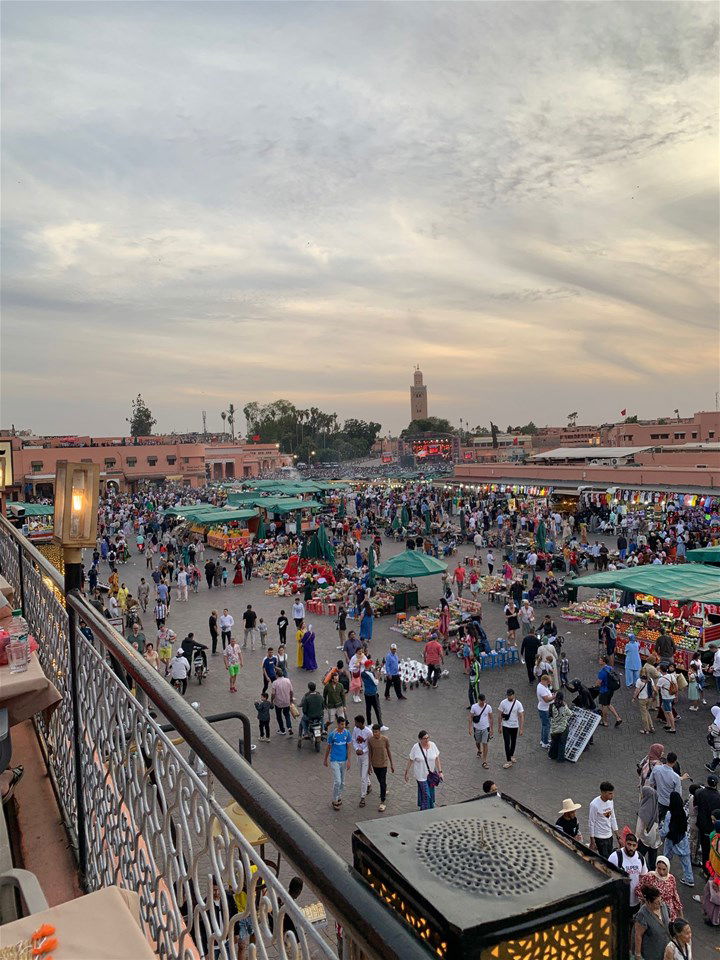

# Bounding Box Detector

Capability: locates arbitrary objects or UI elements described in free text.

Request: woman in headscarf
[301,624,317,672]
[660,793,694,887]
[638,743,664,792]
[636,784,661,870]
[296,624,305,669]
[359,600,374,643]
[624,632,643,688]
[636,856,683,921]
[232,559,243,586]
[438,596,451,642]
[544,571,559,607]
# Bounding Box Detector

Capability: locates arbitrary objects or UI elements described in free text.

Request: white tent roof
[530,446,654,461]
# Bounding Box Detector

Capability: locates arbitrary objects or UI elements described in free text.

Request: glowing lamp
[54,461,100,549]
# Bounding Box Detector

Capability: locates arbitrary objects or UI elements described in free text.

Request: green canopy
[374,550,447,579]
[687,545,720,566]
[7,503,53,517]
[163,503,217,517]
[255,515,267,539]
[260,498,323,516]
[316,524,335,564]
[189,508,258,526]
[401,505,410,527]
[574,564,720,603]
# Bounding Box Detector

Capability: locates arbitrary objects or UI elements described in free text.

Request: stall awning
[575,564,720,603]
[6,503,54,517]
[189,508,258,525]
[686,546,720,566]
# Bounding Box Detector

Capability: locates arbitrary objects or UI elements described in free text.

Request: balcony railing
[0,516,430,960]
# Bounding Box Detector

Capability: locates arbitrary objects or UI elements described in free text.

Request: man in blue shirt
[597,655,622,728]
[262,648,278,694]
[361,661,384,727]
[383,643,406,701]
[323,715,352,809]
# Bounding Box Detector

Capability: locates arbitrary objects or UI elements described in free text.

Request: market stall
[570,565,720,670]
[373,549,446,613]
[7,502,54,542]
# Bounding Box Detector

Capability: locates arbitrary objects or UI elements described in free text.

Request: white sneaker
[380,725,389,732]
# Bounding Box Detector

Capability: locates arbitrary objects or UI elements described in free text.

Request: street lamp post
[53,460,100,888]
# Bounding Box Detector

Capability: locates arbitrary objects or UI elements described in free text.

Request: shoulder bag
[420,745,442,788]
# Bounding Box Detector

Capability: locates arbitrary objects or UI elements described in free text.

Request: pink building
[601,411,720,446]
[8,436,291,497]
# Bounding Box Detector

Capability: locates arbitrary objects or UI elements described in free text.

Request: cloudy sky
[2,1,718,436]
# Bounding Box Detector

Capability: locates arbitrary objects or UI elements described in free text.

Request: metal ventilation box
[352,793,630,959]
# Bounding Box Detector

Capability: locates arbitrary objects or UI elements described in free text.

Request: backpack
[667,677,678,696]
[606,668,621,692]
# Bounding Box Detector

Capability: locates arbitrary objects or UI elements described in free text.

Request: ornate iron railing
[0,517,429,960]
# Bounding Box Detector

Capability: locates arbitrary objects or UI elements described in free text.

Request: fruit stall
[609,608,717,671]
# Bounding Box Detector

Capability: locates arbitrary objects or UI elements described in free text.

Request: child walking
[224,639,243,693]
[255,692,271,741]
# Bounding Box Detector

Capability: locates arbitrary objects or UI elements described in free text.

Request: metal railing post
[17,538,25,613]
[64,555,88,891]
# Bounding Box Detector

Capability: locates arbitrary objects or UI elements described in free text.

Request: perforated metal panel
[415,818,554,896]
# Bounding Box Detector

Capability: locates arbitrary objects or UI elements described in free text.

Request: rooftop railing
[0,516,430,960]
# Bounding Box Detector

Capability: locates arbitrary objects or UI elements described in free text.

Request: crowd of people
[67,477,720,954]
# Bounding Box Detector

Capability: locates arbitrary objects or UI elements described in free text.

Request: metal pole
[64,548,88,891]
[17,537,25,614]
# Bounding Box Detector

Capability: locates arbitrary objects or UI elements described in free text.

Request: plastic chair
[506,647,519,664]
[488,652,499,669]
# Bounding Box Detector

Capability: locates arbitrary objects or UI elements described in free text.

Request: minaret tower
[410,366,428,421]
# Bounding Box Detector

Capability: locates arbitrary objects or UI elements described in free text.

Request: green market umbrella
[536,518,546,552]
[392,514,401,531]
[296,510,304,541]
[424,510,431,535]
[687,545,720,565]
[255,514,267,539]
[316,523,336,564]
[401,505,410,527]
[374,550,447,580]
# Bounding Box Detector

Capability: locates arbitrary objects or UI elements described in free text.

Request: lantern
[53,461,100,549]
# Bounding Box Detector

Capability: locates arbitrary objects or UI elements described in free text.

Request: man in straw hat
[555,798,583,842]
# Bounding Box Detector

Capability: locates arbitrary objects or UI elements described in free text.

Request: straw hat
[558,798,582,815]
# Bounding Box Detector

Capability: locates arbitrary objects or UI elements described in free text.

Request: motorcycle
[297,717,324,752]
[193,649,207,685]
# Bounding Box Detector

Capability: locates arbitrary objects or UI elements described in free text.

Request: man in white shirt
[468,694,493,767]
[219,609,234,649]
[168,650,190,695]
[536,673,555,748]
[497,689,524,769]
[656,663,676,732]
[352,715,373,806]
[608,833,647,906]
[588,781,619,859]
[292,596,305,628]
[177,567,188,602]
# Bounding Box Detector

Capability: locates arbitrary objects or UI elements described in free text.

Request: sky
[2,1,718,437]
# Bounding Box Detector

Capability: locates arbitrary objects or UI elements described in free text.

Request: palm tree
[228,403,236,440]
[220,410,227,436]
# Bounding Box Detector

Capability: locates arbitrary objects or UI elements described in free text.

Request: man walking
[352,715,373,807]
[648,753,682,821]
[520,632,541,684]
[519,600,535,636]
[219,608,234,649]
[209,609,219,654]
[262,647,278,695]
[324,715,352,810]
[588,781,619,859]
[368,723,394,812]
[423,635,444,688]
[469,693,493,768]
[292,595,305,629]
[323,670,347,727]
[453,561,466,598]
[242,604,257,651]
[384,643,406,700]
[271,670,294,736]
[361,661,384,727]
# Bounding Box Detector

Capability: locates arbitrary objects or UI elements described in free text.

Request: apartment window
[31,461,43,473]
[104,458,116,468]
[650,434,660,440]
[126,457,137,467]
[182,457,189,464]
[147,456,158,466]
[166,456,177,465]
[673,433,685,440]
[710,432,716,439]
[692,432,698,439]
[81,458,92,463]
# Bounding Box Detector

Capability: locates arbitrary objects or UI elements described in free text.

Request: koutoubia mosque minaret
[410,366,428,421]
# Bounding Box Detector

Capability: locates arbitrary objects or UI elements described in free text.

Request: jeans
[357,753,370,797]
[663,835,694,884]
[502,726,518,761]
[221,630,231,647]
[243,628,256,649]
[715,675,720,694]
[259,720,270,738]
[427,664,442,686]
[275,705,292,733]
[373,765,388,802]
[538,709,551,746]
[330,760,346,803]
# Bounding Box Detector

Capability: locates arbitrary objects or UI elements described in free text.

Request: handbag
[420,744,442,788]
[501,699,517,724]
[289,702,300,719]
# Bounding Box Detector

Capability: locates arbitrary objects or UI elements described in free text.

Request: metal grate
[564,708,601,763]
[415,819,553,896]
